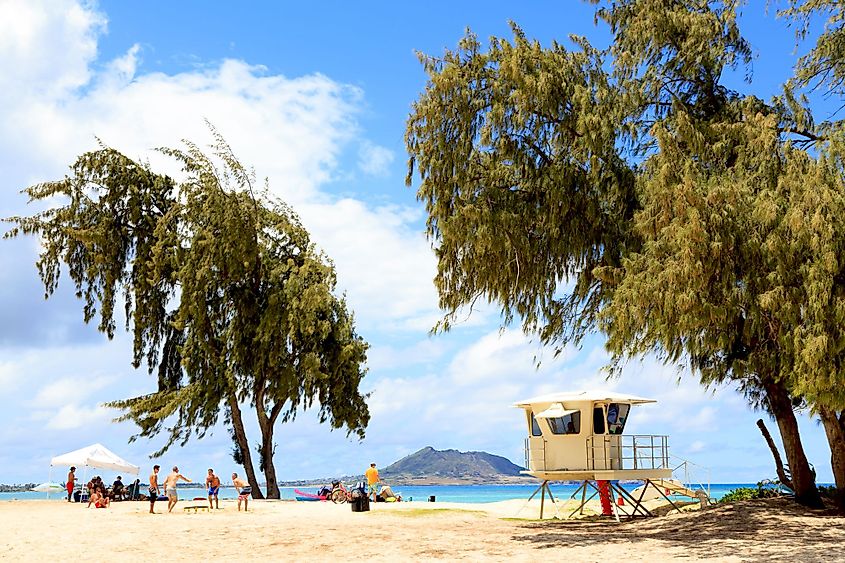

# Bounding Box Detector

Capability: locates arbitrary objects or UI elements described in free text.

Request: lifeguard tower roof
[513,390,656,408]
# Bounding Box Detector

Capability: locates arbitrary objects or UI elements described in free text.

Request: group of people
[65,467,134,507]
[365,462,402,502]
[64,461,391,511]
[64,464,253,513]
[146,465,253,513]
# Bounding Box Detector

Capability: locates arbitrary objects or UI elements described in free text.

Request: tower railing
[586,434,670,471]
[524,437,546,471]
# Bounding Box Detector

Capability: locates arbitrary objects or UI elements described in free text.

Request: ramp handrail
[670,455,711,500]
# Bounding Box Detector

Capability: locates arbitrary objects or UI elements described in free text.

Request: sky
[0,0,836,486]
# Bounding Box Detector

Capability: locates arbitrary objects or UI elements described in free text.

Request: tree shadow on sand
[510,498,843,561]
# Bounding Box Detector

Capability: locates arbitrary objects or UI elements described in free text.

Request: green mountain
[380,446,527,483]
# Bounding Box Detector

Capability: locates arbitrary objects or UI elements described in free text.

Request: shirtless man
[163,466,191,513]
[66,467,76,502]
[206,468,221,509]
[148,465,161,514]
[232,473,251,512]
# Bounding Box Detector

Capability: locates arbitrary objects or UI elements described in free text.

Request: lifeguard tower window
[607,403,630,434]
[593,406,605,434]
[547,411,580,435]
[530,413,542,436]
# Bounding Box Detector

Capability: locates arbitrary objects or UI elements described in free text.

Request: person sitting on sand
[378,485,400,502]
[206,468,221,509]
[163,466,191,513]
[66,467,76,502]
[232,473,251,512]
[87,488,109,509]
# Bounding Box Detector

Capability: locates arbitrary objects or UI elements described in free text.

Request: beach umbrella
[31,482,65,492]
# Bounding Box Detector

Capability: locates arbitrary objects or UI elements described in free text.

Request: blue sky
[0,0,835,485]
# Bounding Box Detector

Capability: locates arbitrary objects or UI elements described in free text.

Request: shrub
[719,479,789,504]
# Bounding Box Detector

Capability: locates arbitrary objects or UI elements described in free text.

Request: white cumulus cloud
[357,140,395,176]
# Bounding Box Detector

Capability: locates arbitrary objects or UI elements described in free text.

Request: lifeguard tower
[514,390,697,519]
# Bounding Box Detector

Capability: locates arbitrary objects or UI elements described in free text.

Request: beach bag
[351,494,370,512]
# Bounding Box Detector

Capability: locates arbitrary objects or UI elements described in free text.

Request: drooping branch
[757,418,794,490]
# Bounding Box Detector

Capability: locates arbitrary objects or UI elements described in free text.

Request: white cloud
[367,338,450,371]
[0,0,105,102]
[357,140,394,176]
[686,440,706,454]
[297,198,440,332]
[33,375,114,408]
[47,403,113,430]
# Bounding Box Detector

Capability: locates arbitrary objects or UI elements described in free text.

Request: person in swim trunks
[87,488,109,509]
[66,466,76,502]
[206,468,221,509]
[365,463,381,502]
[163,466,191,513]
[148,464,160,514]
[232,473,251,512]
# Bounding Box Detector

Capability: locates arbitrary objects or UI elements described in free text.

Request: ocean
[0,482,769,503]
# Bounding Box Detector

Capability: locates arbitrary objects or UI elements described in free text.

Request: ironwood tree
[6,130,369,499]
[406,0,845,508]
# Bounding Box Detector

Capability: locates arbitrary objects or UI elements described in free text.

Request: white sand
[1,496,840,561]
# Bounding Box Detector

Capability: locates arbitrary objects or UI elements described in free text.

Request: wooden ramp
[631,479,709,504]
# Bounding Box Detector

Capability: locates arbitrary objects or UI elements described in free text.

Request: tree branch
[757,418,794,490]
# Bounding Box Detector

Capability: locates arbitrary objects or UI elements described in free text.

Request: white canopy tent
[50,444,140,475]
[50,444,140,501]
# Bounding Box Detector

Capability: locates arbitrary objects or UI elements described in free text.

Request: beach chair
[125,479,141,501]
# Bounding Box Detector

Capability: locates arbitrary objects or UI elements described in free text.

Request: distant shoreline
[1,476,537,491]
[278,475,537,487]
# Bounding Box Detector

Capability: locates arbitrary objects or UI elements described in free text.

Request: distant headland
[279,446,535,486]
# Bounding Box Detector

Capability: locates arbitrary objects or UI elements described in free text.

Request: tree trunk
[254,386,281,499]
[762,378,823,508]
[756,419,793,489]
[227,395,265,500]
[259,423,280,499]
[819,405,845,511]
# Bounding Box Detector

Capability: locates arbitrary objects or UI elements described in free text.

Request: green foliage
[406,23,637,344]
[5,126,370,460]
[818,484,838,498]
[718,488,758,503]
[406,0,845,504]
[405,0,845,409]
[719,480,789,503]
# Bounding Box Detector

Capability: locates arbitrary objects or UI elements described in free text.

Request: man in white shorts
[163,466,191,513]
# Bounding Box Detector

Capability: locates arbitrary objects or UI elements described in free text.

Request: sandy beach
[2,497,841,562]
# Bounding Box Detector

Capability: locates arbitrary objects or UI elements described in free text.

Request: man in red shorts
[66,466,76,502]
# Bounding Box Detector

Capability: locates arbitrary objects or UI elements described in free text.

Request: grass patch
[381,508,486,518]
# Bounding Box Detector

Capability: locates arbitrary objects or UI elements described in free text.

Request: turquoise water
[0,483,775,503]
